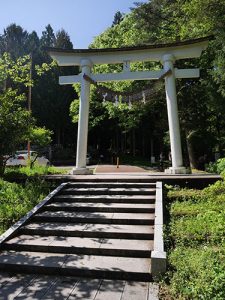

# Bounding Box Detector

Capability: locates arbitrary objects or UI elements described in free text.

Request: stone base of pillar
[71,168,93,175]
[165,167,191,175]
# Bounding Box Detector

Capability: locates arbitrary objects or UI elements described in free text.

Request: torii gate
[48,36,210,174]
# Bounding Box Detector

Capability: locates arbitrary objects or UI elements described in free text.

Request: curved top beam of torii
[47,36,212,66]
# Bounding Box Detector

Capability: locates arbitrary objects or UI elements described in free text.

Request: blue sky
[0,0,147,48]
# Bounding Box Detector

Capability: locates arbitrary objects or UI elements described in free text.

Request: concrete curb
[151,181,166,278]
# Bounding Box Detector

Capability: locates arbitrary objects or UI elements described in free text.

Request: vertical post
[163,54,188,174]
[73,59,92,174]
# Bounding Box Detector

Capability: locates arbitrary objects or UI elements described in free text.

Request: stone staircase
[0,179,165,281]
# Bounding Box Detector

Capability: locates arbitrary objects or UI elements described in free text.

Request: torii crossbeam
[47,36,211,174]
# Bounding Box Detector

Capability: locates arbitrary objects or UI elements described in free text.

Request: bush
[4,165,67,181]
[164,180,225,299]
[168,246,225,300]
[0,179,51,234]
[206,158,225,175]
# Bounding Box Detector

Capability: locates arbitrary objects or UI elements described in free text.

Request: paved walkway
[95,164,149,173]
[0,273,159,299]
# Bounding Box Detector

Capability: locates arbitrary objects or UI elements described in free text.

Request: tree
[0,23,77,150]
[0,53,52,175]
[32,25,76,146]
[55,29,73,49]
[112,11,124,27]
[0,24,29,58]
[40,24,56,48]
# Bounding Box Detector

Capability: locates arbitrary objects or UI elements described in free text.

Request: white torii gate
[48,36,210,174]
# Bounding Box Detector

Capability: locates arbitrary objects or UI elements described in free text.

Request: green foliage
[0,23,76,149]
[0,52,56,175]
[164,180,225,298]
[167,187,202,203]
[103,100,145,132]
[35,60,57,76]
[90,13,148,48]
[0,179,51,234]
[168,246,225,300]
[4,165,67,180]
[170,210,225,246]
[0,89,34,153]
[29,127,52,147]
[0,52,32,86]
[206,158,225,175]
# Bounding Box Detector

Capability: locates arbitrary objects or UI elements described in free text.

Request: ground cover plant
[163,179,225,299]
[206,158,225,176]
[3,165,67,181]
[0,179,51,235]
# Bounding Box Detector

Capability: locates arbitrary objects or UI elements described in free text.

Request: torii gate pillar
[163,54,187,174]
[73,59,92,175]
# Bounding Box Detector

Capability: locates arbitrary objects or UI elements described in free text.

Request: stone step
[43,202,155,213]
[60,188,156,196]
[0,251,152,281]
[3,235,153,257]
[67,182,156,188]
[63,177,157,183]
[53,194,156,203]
[32,211,155,225]
[20,223,154,239]
[47,202,155,209]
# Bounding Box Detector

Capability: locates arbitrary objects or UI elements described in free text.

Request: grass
[0,165,67,235]
[3,165,68,181]
[162,180,225,299]
[0,179,51,235]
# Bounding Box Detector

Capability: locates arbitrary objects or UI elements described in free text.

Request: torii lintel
[47,36,212,66]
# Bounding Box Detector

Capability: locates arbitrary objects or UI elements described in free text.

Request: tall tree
[55,29,73,49]
[0,24,29,58]
[112,11,124,26]
[40,24,56,48]
[32,25,76,146]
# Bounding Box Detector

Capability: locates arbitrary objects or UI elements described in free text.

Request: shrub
[206,158,225,175]
[164,179,225,299]
[0,179,51,234]
[170,211,225,246]
[4,165,67,181]
[167,187,202,203]
[168,246,225,300]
